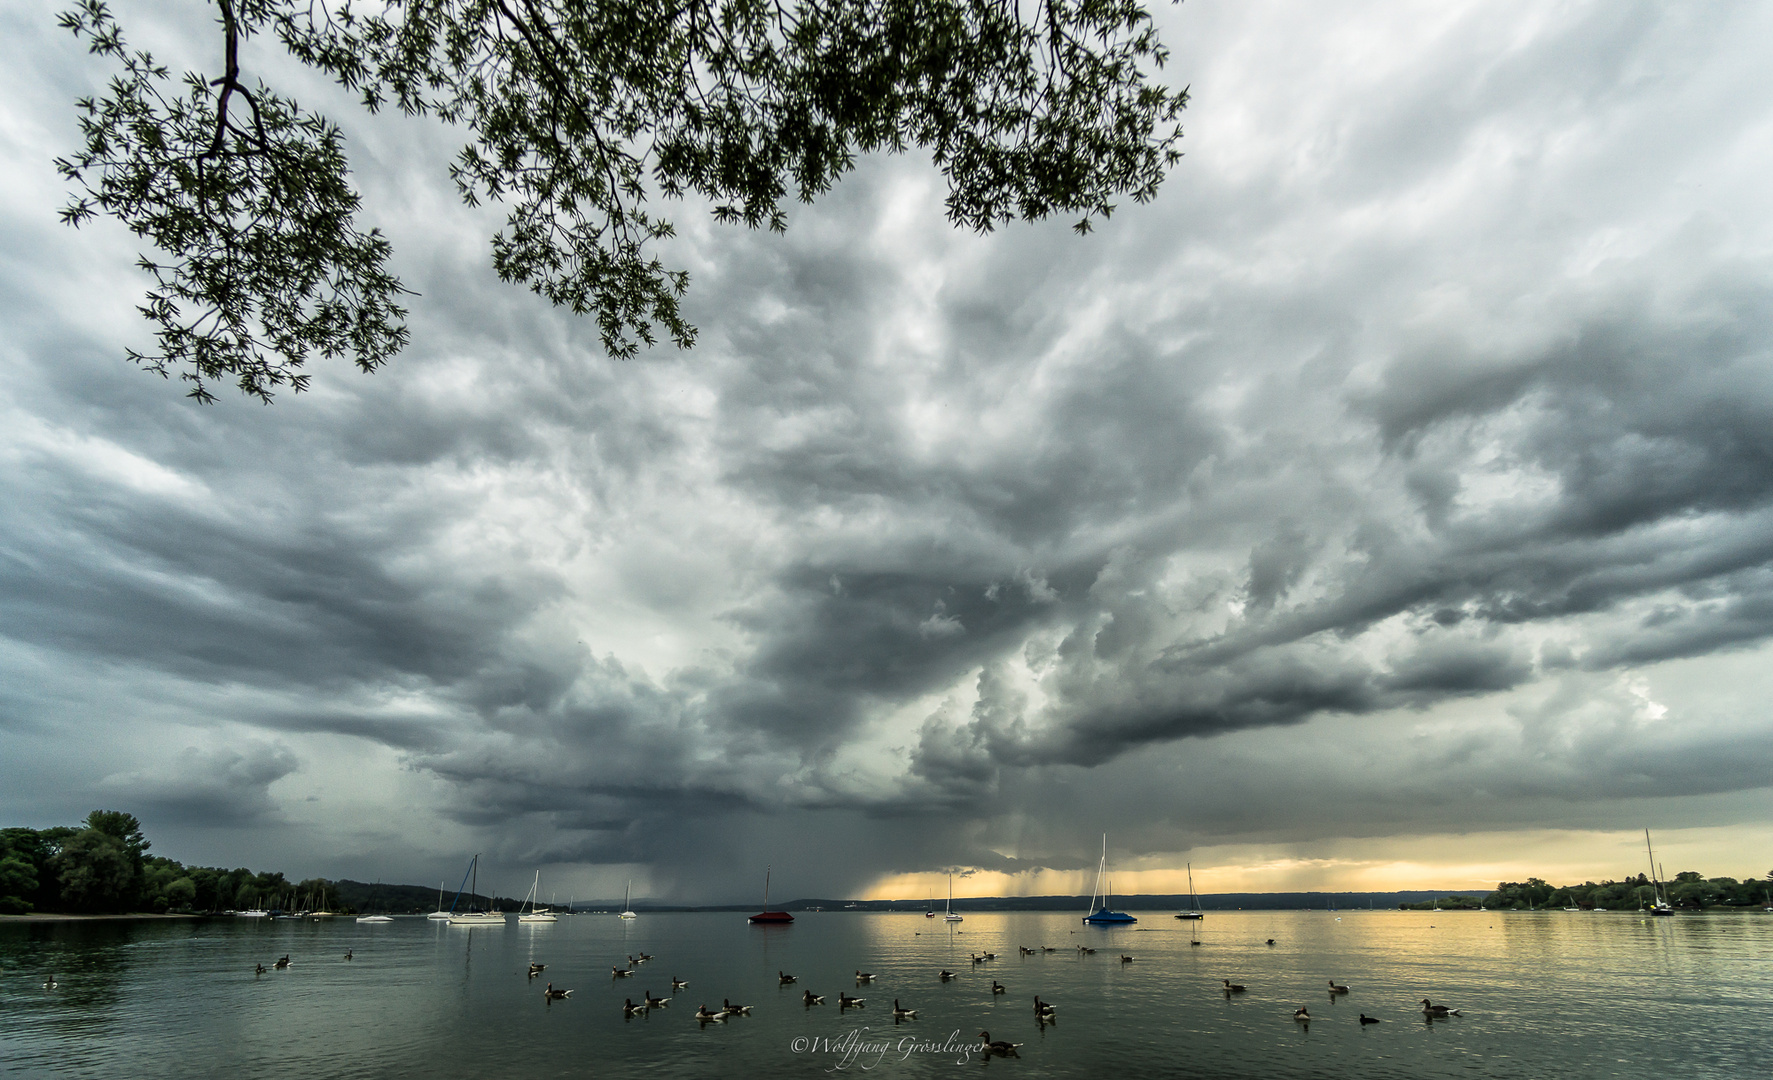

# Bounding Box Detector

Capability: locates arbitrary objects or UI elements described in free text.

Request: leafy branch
[59,0,1186,401]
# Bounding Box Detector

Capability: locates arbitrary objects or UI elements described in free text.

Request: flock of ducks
[251,954,293,975]
[1218,974,1464,1024]
[518,942,1468,1045]
[231,934,1465,1052]
[511,948,1093,1055]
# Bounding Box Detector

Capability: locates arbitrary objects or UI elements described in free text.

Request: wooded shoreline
[7,810,1768,917]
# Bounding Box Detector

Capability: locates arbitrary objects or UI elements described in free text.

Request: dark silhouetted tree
[57,0,1187,402]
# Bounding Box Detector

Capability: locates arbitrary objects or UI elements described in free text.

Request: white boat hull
[447,913,505,926]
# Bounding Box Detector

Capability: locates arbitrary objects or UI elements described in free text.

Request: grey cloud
[99,743,300,825]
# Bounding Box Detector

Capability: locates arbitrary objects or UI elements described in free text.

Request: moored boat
[1645,829,1676,916]
[749,866,794,924]
[1176,863,1204,920]
[1083,835,1136,925]
[447,854,504,925]
[518,870,558,923]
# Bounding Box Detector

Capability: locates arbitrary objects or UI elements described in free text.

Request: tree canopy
[56,0,1189,402]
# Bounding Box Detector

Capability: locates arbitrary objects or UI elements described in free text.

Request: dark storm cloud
[0,435,561,692]
[99,742,300,825]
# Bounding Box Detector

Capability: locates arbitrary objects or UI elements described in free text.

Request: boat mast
[1090,834,1107,913]
[1645,829,1669,907]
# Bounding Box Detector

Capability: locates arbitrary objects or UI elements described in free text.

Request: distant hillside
[333,880,520,914]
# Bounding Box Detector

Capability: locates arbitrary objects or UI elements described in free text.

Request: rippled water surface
[3,909,1768,1078]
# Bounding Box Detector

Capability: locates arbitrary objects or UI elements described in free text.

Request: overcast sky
[3,0,1771,905]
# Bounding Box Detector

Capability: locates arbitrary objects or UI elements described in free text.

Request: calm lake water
[2,909,1768,1078]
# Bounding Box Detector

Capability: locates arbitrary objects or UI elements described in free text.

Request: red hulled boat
[748,866,794,924]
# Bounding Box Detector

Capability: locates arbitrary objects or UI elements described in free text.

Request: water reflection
[1,910,1769,1078]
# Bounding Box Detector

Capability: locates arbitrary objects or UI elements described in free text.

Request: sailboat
[448,854,504,925]
[944,872,964,922]
[427,879,452,920]
[618,880,638,920]
[1082,834,1136,924]
[749,865,794,923]
[1175,862,1204,920]
[518,871,558,923]
[1645,829,1676,916]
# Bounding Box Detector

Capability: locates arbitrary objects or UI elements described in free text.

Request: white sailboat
[427,880,452,920]
[618,880,638,920]
[448,854,505,925]
[944,871,964,921]
[518,870,558,923]
[1176,863,1204,920]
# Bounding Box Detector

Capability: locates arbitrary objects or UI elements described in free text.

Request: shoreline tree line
[1402,873,1773,912]
[6,812,1769,915]
[0,810,502,916]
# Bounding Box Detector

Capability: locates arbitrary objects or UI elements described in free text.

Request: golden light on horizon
[856,825,1773,901]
